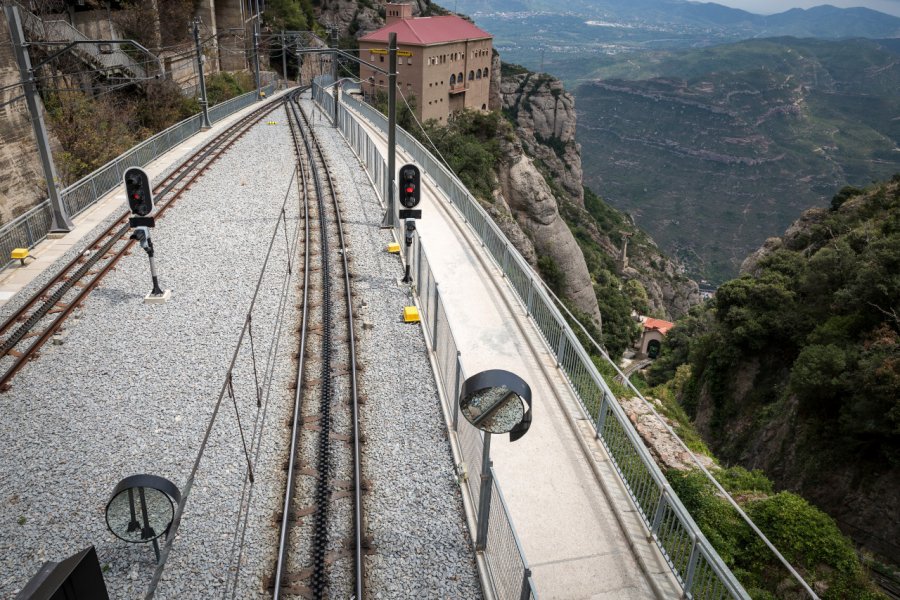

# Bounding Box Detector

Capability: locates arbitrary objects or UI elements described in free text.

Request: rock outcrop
[501,71,584,206]
[497,68,699,320]
[318,0,383,38]
[0,11,52,226]
[494,141,603,325]
[620,396,716,472]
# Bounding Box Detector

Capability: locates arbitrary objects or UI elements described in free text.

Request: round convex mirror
[462,385,526,434]
[106,475,181,543]
[460,370,532,440]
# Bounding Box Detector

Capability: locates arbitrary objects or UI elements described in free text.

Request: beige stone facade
[358,6,492,124]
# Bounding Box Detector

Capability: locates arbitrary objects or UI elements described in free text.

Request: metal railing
[0,83,276,272]
[317,78,749,600]
[314,78,537,600]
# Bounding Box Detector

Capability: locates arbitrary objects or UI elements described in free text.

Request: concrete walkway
[343,103,681,599]
[0,89,291,307]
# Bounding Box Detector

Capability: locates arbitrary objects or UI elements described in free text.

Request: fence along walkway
[316,79,749,600]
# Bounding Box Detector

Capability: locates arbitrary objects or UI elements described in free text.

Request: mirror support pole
[475,434,493,551]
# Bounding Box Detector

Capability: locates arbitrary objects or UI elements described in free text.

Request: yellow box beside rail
[403,306,420,323]
[387,242,401,254]
[11,248,31,266]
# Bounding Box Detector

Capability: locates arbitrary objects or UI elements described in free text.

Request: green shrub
[715,466,773,494]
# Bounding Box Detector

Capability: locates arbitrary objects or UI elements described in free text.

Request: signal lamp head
[124,167,154,217]
[398,163,421,209]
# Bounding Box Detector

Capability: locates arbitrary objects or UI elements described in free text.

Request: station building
[358,3,493,123]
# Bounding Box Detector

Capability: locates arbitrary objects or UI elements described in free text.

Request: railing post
[416,236,425,302]
[452,351,462,431]
[475,435,493,551]
[595,392,609,438]
[520,568,533,600]
[526,277,535,316]
[651,489,669,536]
[24,217,34,247]
[431,282,440,345]
[684,536,700,593]
[556,331,568,367]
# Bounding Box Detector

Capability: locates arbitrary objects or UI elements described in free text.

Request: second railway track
[0,94,284,391]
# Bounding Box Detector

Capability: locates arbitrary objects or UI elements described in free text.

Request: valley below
[572,38,900,281]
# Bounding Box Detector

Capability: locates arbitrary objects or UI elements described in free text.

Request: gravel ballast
[299,96,481,598]
[0,106,301,598]
[0,93,481,598]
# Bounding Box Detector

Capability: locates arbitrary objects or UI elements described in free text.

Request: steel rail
[271,90,363,599]
[273,87,312,600]
[0,95,284,390]
[300,97,363,600]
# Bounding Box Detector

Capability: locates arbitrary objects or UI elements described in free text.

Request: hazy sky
[708,0,900,17]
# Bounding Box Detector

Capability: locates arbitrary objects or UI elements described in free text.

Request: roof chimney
[385,2,413,25]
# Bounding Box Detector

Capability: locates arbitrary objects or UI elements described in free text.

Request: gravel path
[0,93,481,599]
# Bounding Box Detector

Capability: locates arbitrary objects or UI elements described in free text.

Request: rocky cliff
[498,66,699,320]
[0,11,52,227]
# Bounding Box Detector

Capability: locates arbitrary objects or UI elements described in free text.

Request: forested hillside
[573,37,900,283]
[647,176,900,563]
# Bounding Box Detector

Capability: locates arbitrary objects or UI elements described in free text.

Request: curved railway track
[0,95,284,391]
[273,90,363,599]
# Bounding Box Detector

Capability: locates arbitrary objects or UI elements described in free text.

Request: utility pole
[330,27,338,128]
[281,30,287,88]
[380,32,398,229]
[253,0,262,99]
[5,5,73,233]
[192,17,211,129]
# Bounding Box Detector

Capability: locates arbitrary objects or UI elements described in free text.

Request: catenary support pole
[380,32,398,229]
[5,5,73,233]
[281,30,287,88]
[331,28,338,128]
[253,0,262,99]
[193,17,211,129]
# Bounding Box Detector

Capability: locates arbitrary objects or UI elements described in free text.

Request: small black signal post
[123,167,170,304]
[399,164,421,283]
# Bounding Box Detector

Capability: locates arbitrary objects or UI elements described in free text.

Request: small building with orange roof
[639,316,675,359]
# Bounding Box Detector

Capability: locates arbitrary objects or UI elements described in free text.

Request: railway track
[0,95,283,391]
[272,90,364,599]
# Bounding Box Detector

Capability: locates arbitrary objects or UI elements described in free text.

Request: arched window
[484,67,490,77]
[481,103,486,110]
[457,72,463,82]
[475,69,482,79]
[449,74,456,85]
[469,70,475,80]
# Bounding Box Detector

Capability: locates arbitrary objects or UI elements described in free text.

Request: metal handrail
[15,1,154,80]
[324,80,749,599]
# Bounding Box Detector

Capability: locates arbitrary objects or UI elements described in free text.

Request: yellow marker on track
[403,306,420,323]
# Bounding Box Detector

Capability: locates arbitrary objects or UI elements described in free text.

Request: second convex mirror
[460,369,532,441]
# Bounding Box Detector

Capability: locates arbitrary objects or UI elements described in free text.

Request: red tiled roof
[643,317,675,335]
[358,16,492,46]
